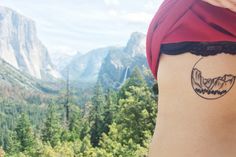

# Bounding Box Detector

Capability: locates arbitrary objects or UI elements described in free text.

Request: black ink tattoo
[191,58,236,100]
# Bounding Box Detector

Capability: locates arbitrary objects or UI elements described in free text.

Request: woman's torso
[149,52,236,157]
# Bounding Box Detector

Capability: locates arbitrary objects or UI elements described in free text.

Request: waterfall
[122,67,129,84]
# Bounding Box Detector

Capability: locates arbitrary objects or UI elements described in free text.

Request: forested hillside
[0,68,158,157]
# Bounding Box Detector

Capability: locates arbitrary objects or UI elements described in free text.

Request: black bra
[161,42,236,56]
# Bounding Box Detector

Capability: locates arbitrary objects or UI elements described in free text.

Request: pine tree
[89,83,106,147]
[80,120,90,141]
[117,67,157,146]
[15,113,36,152]
[68,104,83,141]
[99,123,147,157]
[3,131,20,154]
[42,105,62,147]
[103,89,117,134]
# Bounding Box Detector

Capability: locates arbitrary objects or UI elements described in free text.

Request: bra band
[161,41,236,56]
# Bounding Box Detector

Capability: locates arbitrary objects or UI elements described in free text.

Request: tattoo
[191,58,236,100]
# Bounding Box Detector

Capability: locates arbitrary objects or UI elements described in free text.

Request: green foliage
[103,89,117,133]
[3,131,20,154]
[89,83,106,146]
[68,105,83,141]
[1,67,158,157]
[2,113,41,156]
[118,67,157,145]
[15,114,36,152]
[41,105,62,147]
[98,123,148,157]
[97,68,157,156]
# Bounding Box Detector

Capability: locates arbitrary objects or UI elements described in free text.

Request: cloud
[1,0,164,55]
[121,12,153,23]
[144,0,162,11]
[104,0,120,6]
[106,9,153,24]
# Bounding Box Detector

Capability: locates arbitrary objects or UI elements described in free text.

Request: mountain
[98,32,154,89]
[60,32,154,88]
[124,32,146,57]
[50,52,76,71]
[62,47,118,83]
[0,58,59,101]
[0,6,60,80]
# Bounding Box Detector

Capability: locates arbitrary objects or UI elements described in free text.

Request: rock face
[62,47,115,83]
[50,52,75,71]
[0,7,60,80]
[98,32,154,89]
[124,32,146,57]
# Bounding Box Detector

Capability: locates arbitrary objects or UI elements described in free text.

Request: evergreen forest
[0,68,158,157]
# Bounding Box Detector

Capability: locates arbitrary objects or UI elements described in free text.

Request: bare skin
[148,52,236,157]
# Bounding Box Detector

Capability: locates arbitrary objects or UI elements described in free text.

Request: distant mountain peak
[125,32,146,57]
[130,32,145,39]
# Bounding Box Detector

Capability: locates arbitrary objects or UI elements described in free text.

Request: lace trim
[160,42,236,56]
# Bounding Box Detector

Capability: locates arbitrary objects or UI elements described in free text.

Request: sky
[1,0,164,55]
